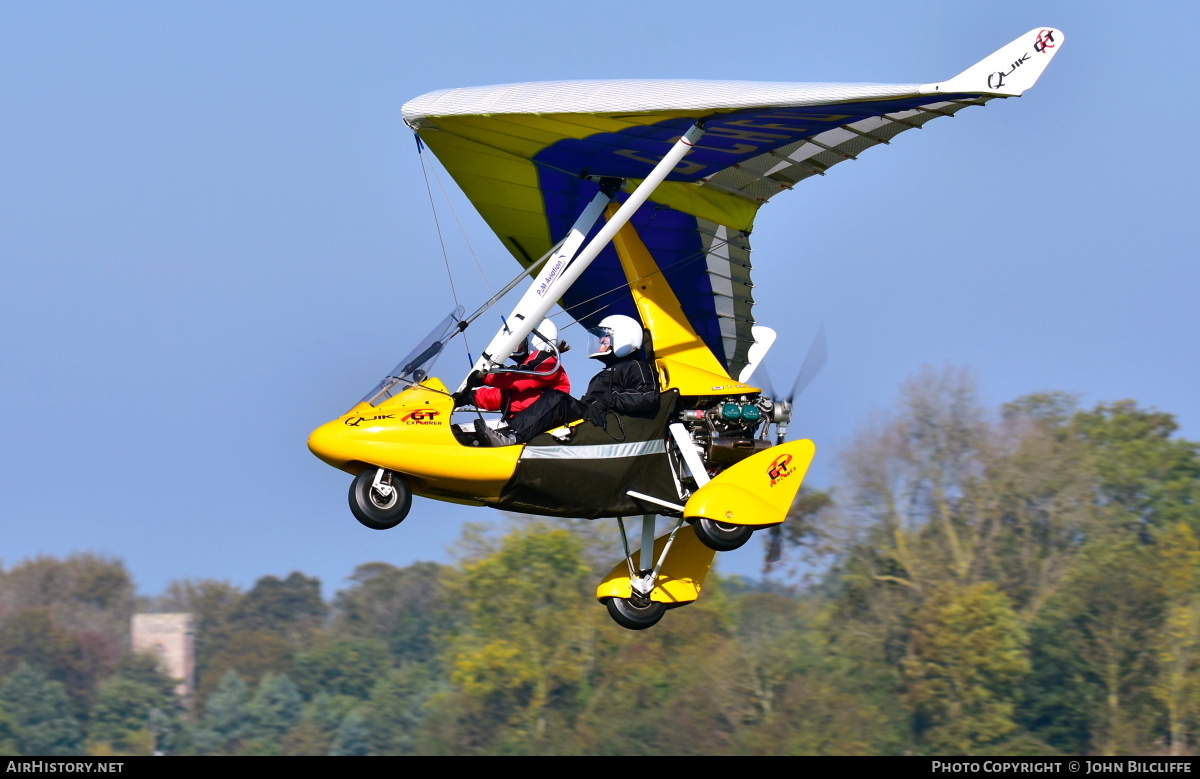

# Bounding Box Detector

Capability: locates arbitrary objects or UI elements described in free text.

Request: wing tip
[920,27,1065,98]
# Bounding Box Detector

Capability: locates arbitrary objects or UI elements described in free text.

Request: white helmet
[588,314,643,359]
[527,318,558,353]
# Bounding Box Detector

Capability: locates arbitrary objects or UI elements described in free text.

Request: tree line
[2,365,1198,756]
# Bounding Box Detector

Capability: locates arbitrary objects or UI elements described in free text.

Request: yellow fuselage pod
[596,524,717,605]
[684,439,816,528]
[306,378,522,504]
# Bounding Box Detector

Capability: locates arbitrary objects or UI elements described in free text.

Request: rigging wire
[416,135,476,364]
[553,230,746,329]
[426,155,498,304]
[417,136,462,310]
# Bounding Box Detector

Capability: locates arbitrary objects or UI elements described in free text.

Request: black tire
[348,468,412,530]
[603,595,666,630]
[692,518,754,552]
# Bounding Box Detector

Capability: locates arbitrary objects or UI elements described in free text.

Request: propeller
[764,323,827,444]
[760,323,828,567]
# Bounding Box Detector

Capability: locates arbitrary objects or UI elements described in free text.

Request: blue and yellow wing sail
[402,28,1063,380]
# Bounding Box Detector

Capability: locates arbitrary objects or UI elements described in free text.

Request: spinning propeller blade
[770,324,828,444]
[755,363,777,403]
[788,323,828,405]
[763,324,827,569]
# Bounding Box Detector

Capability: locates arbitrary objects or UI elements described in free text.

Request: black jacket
[581,356,659,415]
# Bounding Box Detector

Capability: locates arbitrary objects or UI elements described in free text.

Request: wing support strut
[469,123,707,377]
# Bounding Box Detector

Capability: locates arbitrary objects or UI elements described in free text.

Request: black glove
[586,400,608,428]
[452,388,475,408]
[465,370,486,389]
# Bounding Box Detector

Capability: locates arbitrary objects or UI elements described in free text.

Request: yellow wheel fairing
[684,439,817,527]
[306,378,522,503]
[596,524,717,605]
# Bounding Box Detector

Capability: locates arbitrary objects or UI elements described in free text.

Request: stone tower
[131,613,196,709]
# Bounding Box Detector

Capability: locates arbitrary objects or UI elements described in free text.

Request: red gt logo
[1034,29,1057,54]
[402,409,442,425]
[768,453,794,486]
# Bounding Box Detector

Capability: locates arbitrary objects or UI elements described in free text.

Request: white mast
[470,122,706,376]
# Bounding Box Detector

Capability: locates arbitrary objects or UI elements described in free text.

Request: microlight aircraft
[308,28,1064,629]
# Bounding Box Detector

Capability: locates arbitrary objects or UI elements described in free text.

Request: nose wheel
[349,468,412,529]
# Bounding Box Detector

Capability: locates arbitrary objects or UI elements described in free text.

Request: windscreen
[360,306,465,406]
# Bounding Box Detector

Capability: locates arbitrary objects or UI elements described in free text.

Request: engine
[675,395,776,475]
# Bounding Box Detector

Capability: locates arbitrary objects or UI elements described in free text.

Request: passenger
[477,314,658,446]
[454,319,570,434]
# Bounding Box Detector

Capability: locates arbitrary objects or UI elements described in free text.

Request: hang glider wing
[402,27,1063,379]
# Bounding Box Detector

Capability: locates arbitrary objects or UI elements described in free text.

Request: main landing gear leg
[602,514,686,630]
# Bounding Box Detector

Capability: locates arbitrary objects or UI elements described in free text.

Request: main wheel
[692,518,754,552]
[348,468,412,530]
[603,595,666,630]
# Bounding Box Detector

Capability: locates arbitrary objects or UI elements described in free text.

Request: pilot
[476,313,658,446]
[455,318,570,434]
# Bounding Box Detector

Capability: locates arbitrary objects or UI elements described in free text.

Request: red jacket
[474,351,570,416]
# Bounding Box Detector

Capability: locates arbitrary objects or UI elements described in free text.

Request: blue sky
[3,3,1198,598]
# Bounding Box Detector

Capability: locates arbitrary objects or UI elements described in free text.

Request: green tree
[292,638,391,699]
[1074,401,1200,537]
[0,554,135,637]
[903,582,1031,754]
[1151,523,1200,756]
[569,595,740,756]
[838,374,1098,618]
[308,690,349,732]
[0,701,18,754]
[204,668,252,753]
[329,709,370,756]
[430,523,596,754]
[198,629,294,700]
[332,562,452,662]
[1027,542,1162,755]
[0,663,83,756]
[280,718,331,756]
[86,675,176,755]
[246,672,303,742]
[764,487,834,575]
[271,690,352,756]
[0,608,123,715]
[230,572,327,648]
[985,392,1101,618]
[363,664,439,755]
[0,610,85,690]
[726,593,902,756]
